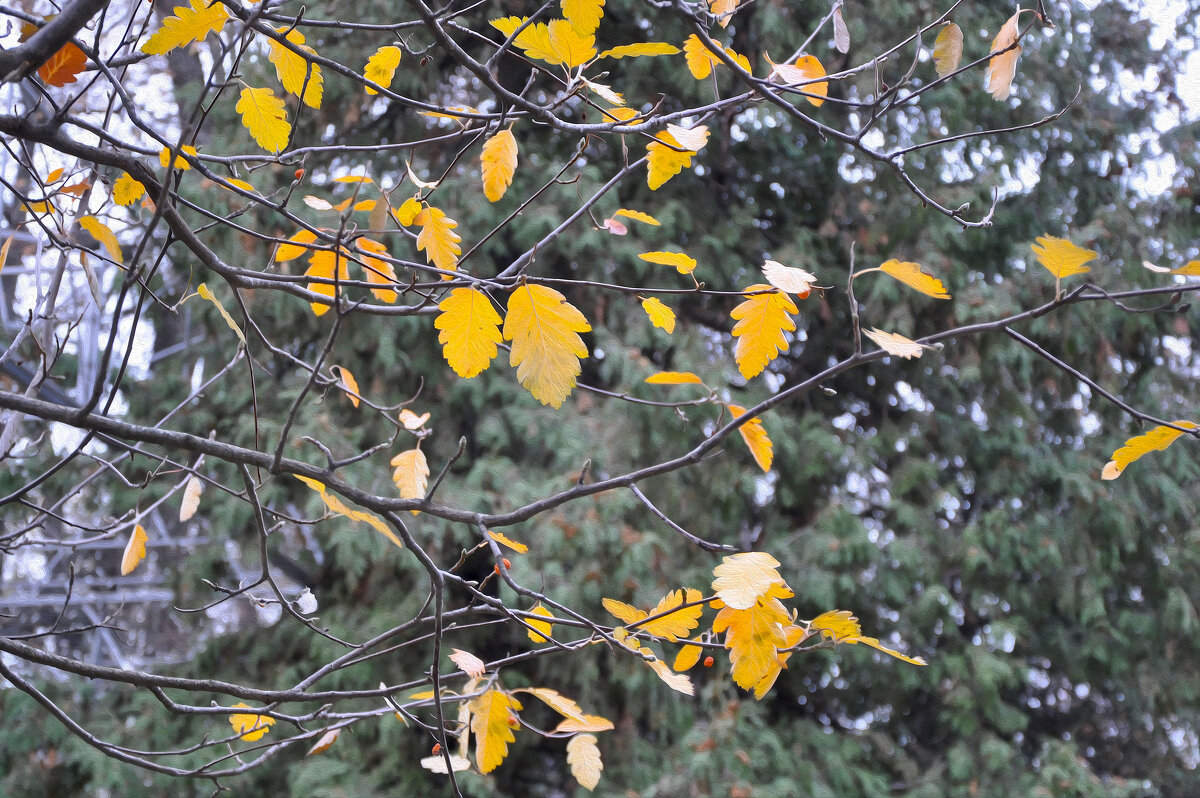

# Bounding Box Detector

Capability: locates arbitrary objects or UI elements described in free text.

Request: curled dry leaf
[179,475,203,522]
[449,648,487,678]
[985,12,1023,100]
[933,22,963,77]
[863,328,928,359]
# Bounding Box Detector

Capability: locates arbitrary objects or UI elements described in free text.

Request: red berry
[703,656,715,668]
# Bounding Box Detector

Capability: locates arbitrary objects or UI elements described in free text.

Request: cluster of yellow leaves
[683,34,750,80]
[491,16,596,70]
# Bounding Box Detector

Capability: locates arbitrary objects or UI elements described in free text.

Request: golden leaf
[768,54,828,106]
[330,364,361,407]
[435,287,503,378]
[683,34,721,80]
[78,216,123,265]
[712,552,789,610]
[275,229,318,262]
[355,237,398,302]
[304,248,349,316]
[390,448,429,513]
[142,0,230,55]
[120,524,148,575]
[449,648,487,678]
[555,713,616,733]
[414,206,461,274]
[268,27,323,108]
[294,475,404,549]
[488,530,529,553]
[645,371,703,385]
[490,17,559,64]
[730,285,798,379]
[503,284,591,408]
[808,610,928,666]
[363,45,401,94]
[877,259,951,299]
[761,260,815,297]
[112,173,145,206]
[196,283,246,346]
[599,42,679,59]
[673,643,703,672]
[751,623,808,699]
[566,734,603,791]
[527,604,555,643]
[159,145,197,171]
[727,403,773,472]
[235,86,290,153]
[546,19,596,68]
[0,234,12,276]
[393,197,422,226]
[180,475,203,521]
[226,178,256,193]
[614,208,660,225]
[1171,260,1200,276]
[933,22,963,77]
[306,728,340,756]
[1031,235,1098,279]
[646,131,696,190]
[640,588,704,641]
[562,0,605,36]
[481,128,519,202]
[229,704,275,741]
[513,687,584,719]
[38,42,86,87]
[712,596,790,693]
[468,690,522,773]
[710,0,740,27]
[601,598,647,626]
[863,327,927,359]
[639,249,696,274]
[1102,421,1197,480]
[985,12,1023,100]
[641,297,676,333]
[646,657,695,694]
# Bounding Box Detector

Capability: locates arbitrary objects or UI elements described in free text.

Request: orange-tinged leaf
[503,284,591,408]
[481,128,518,202]
[1101,421,1197,480]
[645,371,703,385]
[641,297,675,333]
[468,690,522,773]
[120,524,148,575]
[392,197,422,227]
[159,145,197,171]
[390,448,429,512]
[79,216,123,265]
[602,598,647,626]
[306,728,340,756]
[712,552,788,610]
[38,42,86,86]
[488,530,529,553]
[601,106,640,123]
[330,364,361,407]
[712,597,790,692]
[769,54,828,106]
[761,260,815,297]
[45,168,65,184]
[355,237,398,302]
[673,643,703,672]
[1031,235,1098,279]
[275,229,318,261]
[554,713,616,733]
[614,208,660,225]
[547,19,596,69]
[229,704,275,741]
[751,623,808,699]
[639,249,696,274]
[112,173,145,206]
[985,12,1023,100]
[268,27,323,108]
[877,259,951,299]
[933,22,963,77]
[294,475,404,549]
[363,45,401,94]
[196,283,246,346]
[599,42,679,59]
[710,0,740,27]
[562,0,604,36]
[727,403,773,472]
[180,475,203,521]
[566,734,603,791]
[449,648,487,678]
[640,588,704,641]
[304,248,349,316]
[527,604,555,643]
[863,327,927,359]
[0,234,13,276]
[646,132,695,190]
[236,87,290,153]
[683,34,720,79]
[142,0,230,55]
[414,206,461,274]
[491,17,559,65]
[730,285,798,379]
[435,287,503,378]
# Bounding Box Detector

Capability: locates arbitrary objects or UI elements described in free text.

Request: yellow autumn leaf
[933,22,964,77]
[863,327,927,359]
[562,0,604,36]
[363,45,401,94]
[0,234,12,275]
[490,17,559,65]
[639,588,704,641]
[330,364,361,407]
[393,197,422,226]
[527,604,555,643]
[566,734,603,791]
[730,285,798,379]
[78,216,123,265]
[599,42,680,59]
[681,34,748,79]
[1101,421,1197,480]
[226,178,256,193]
[268,27,323,108]
[355,237,398,302]
[513,687,585,719]
[304,248,349,316]
[1031,235,1098,279]
[275,230,317,262]
[236,87,290,154]
[768,54,828,106]
[481,128,519,202]
[641,297,675,333]
[646,132,695,190]
[985,11,1023,100]
[602,598,647,626]
[180,474,203,521]
[712,595,790,693]
[639,250,696,274]
[449,648,487,678]
[503,283,591,408]
[1171,260,1200,276]
[112,173,145,206]
[808,610,927,666]
[414,206,461,274]
[390,448,429,513]
[555,713,616,733]
[712,552,789,610]
[120,524,148,575]
[293,474,405,549]
[306,728,340,757]
[546,19,596,68]
[469,689,522,773]
[673,643,703,672]
[727,403,773,472]
[875,259,951,299]
[710,0,740,27]
[38,41,86,87]
[159,145,197,171]
[582,78,624,105]
[750,623,808,699]
[645,371,703,385]
[229,704,275,741]
[646,657,695,694]
[614,208,660,225]
[196,283,246,347]
[761,260,816,298]
[142,0,230,55]
[488,530,529,553]
[435,287,503,378]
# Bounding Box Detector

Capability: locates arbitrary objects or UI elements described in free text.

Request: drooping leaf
[933,22,964,77]
[294,475,405,549]
[599,42,679,59]
[468,690,522,773]
[546,19,596,68]
[235,87,291,153]
[414,206,461,274]
[490,17,559,64]
[712,596,790,693]
[582,78,624,105]
[566,734,603,791]
[665,123,709,151]
[305,728,340,756]
[1101,421,1197,480]
[712,552,789,610]
[681,34,750,78]
[488,530,529,553]
[646,132,695,190]
[38,42,87,86]
[876,259,951,299]
[449,648,487,678]
[229,704,275,741]
[112,173,145,206]
[727,403,773,472]
[267,27,323,108]
[750,623,808,699]
[363,45,401,94]
[673,643,703,672]
[644,371,703,385]
[514,687,584,719]
[985,11,1023,100]
[275,229,318,262]
[555,713,616,732]
[330,364,361,407]
[435,287,503,378]
[808,610,928,665]
[159,145,197,171]
[833,6,850,53]
[481,128,519,202]
[710,0,740,28]
[768,54,828,106]
[527,604,555,642]
[503,283,591,408]
[120,524,148,575]
[639,250,696,274]
[390,448,429,512]
[196,283,246,346]
[863,327,927,359]
[354,237,398,302]
[562,0,604,36]
[640,588,704,641]
[180,475,203,521]
[142,0,230,55]
[304,248,349,316]
[1031,235,1098,279]
[601,598,647,626]
[79,216,123,265]
[641,297,676,333]
[761,260,815,297]
[613,208,660,225]
[729,285,798,379]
